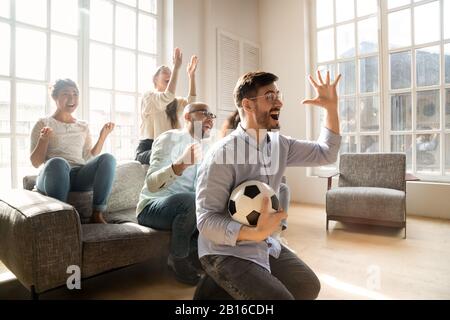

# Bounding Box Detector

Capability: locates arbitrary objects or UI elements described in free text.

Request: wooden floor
[1,203,450,300]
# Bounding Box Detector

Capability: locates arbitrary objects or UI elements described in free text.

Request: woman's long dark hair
[227,110,241,130]
[153,65,179,129]
[165,99,179,129]
[51,78,79,99]
[219,110,240,138]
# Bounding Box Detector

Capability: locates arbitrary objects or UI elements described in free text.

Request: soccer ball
[228,180,280,226]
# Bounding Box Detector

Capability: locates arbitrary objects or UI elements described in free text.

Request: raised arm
[90,122,115,157]
[166,47,182,95]
[30,123,52,168]
[187,55,198,98]
[302,70,342,135]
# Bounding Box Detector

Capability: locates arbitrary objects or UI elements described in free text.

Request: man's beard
[255,102,280,130]
[201,128,210,139]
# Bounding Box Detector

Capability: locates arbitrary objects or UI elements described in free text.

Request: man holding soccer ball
[194,71,342,300]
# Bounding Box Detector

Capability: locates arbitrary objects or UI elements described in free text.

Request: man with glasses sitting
[136,102,216,286]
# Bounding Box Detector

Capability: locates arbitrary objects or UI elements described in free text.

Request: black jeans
[194,246,321,300]
[135,139,154,165]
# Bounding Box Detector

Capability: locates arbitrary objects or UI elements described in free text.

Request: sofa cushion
[105,208,138,224]
[107,161,146,213]
[81,223,170,277]
[326,187,405,222]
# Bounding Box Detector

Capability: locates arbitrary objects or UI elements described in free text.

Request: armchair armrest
[0,189,82,294]
[405,173,420,181]
[319,172,340,191]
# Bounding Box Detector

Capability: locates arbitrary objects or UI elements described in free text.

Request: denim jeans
[135,139,153,165]
[36,153,116,212]
[137,192,197,259]
[195,246,321,300]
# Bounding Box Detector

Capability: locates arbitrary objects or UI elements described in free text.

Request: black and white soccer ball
[228,180,280,226]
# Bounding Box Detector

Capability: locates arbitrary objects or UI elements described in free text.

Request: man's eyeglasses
[248,91,283,103]
[189,110,217,119]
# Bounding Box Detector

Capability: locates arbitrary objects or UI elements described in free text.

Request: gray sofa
[0,161,171,299]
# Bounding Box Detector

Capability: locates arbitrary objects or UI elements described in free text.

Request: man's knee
[306,274,321,300]
[174,193,196,211]
[193,274,233,300]
[291,273,321,300]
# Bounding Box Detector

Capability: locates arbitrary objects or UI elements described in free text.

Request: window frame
[0,0,162,189]
[308,0,450,182]
[83,0,162,161]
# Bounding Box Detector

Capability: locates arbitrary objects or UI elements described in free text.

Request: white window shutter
[217,30,261,129]
[218,32,240,114]
[243,42,260,73]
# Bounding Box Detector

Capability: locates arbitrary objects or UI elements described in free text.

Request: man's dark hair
[51,79,79,100]
[233,71,279,108]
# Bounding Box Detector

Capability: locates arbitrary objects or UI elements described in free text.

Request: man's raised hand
[302,70,342,112]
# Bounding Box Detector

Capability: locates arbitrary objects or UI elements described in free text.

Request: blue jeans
[195,246,321,300]
[36,153,116,212]
[137,192,197,259]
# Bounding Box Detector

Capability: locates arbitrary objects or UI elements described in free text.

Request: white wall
[169,0,260,111]
[162,0,205,101]
[259,0,316,206]
[259,0,450,219]
[202,0,260,115]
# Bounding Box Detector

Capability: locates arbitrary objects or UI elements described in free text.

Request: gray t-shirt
[195,125,341,272]
[30,116,93,167]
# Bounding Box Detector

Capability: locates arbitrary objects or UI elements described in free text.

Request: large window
[311,0,450,181]
[0,0,160,190]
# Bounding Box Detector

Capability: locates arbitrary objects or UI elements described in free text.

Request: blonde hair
[152,65,171,88]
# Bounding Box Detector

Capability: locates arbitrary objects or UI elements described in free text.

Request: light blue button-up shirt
[195,125,341,272]
[137,128,209,215]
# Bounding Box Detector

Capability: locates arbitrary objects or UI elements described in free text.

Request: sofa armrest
[319,172,340,191]
[0,189,82,294]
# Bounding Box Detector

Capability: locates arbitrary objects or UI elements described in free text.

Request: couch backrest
[338,153,406,191]
[23,161,148,222]
[107,161,147,213]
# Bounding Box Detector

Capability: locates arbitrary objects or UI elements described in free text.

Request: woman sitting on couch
[29,78,116,224]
